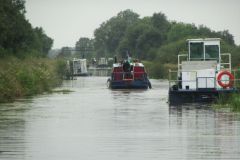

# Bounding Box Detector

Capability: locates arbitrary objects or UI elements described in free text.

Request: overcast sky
[25,0,240,49]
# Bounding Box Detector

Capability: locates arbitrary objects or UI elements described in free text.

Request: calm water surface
[0,76,240,160]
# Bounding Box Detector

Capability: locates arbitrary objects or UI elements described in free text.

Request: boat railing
[220,53,231,71]
[233,68,240,89]
[169,69,240,90]
[177,54,188,76]
[112,72,147,81]
[177,53,231,71]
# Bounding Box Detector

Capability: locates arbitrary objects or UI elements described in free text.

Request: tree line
[72,9,240,78]
[0,0,53,58]
[0,0,64,103]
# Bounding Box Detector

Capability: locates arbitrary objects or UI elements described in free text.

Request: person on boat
[123,60,131,72]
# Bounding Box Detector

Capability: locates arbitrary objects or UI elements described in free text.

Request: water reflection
[88,68,111,77]
[0,101,30,160]
[169,105,240,159]
[0,77,239,160]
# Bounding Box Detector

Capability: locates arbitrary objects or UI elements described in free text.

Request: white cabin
[178,38,232,90]
[72,58,88,75]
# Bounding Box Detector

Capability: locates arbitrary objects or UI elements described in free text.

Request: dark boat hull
[168,88,238,106]
[108,79,150,89]
[73,73,91,76]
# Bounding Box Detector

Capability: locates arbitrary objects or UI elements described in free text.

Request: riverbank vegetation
[0,0,64,103]
[0,57,66,102]
[214,94,240,112]
[1,1,240,109]
[70,9,240,78]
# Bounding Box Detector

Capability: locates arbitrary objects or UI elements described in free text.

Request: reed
[0,57,65,102]
[214,94,240,112]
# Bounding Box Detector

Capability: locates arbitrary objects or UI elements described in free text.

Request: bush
[0,57,64,102]
[143,61,177,79]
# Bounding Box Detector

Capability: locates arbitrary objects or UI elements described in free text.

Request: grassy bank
[0,57,66,103]
[213,94,240,112]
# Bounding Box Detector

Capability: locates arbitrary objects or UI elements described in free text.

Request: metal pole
[169,69,171,88]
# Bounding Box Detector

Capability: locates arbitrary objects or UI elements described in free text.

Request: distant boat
[168,38,238,105]
[97,57,108,68]
[107,58,151,89]
[70,58,89,76]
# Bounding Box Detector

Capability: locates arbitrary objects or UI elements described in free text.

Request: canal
[0,76,240,159]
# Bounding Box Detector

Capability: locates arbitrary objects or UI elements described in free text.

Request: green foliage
[32,27,53,57]
[0,57,63,102]
[94,9,139,57]
[142,61,164,79]
[214,94,240,112]
[0,0,53,58]
[93,10,236,61]
[86,9,239,78]
[57,47,72,58]
[167,23,198,42]
[54,59,69,79]
[117,19,151,58]
[75,37,95,59]
[143,61,177,79]
[117,13,169,59]
[231,46,240,67]
[151,12,170,34]
[229,94,240,112]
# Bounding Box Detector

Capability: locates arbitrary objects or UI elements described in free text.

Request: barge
[107,58,151,89]
[71,58,89,76]
[168,38,238,105]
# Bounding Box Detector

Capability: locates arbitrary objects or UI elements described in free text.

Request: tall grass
[0,57,65,102]
[214,94,240,112]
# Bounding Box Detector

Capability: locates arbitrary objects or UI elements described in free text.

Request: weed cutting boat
[107,57,151,89]
[168,38,239,105]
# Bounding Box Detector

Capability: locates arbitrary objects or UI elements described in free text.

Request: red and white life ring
[217,71,234,88]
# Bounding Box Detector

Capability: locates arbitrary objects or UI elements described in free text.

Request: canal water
[0,76,240,160]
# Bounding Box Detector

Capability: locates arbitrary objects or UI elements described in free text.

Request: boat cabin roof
[72,58,87,62]
[187,38,220,61]
[113,62,144,68]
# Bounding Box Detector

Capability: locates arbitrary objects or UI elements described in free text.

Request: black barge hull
[169,89,238,106]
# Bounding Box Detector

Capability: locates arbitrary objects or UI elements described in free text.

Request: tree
[0,0,53,57]
[75,37,94,59]
[0,0,29,54]
[94,9,139,57]
[33,27,53,56]
[218,30,235,46]
[117,19,151,58]
[118,15,166,60]
[57,47,72,58]
[92,9,238,77]
[151,12,170,40]
[167,22,198,42]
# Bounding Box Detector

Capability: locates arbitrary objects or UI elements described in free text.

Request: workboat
[168,38,239,105]
[70,58,89,76]
[107,58,151,89]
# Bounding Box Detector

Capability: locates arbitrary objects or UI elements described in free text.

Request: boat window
[205,45,219,60]
[190,42,204,60]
